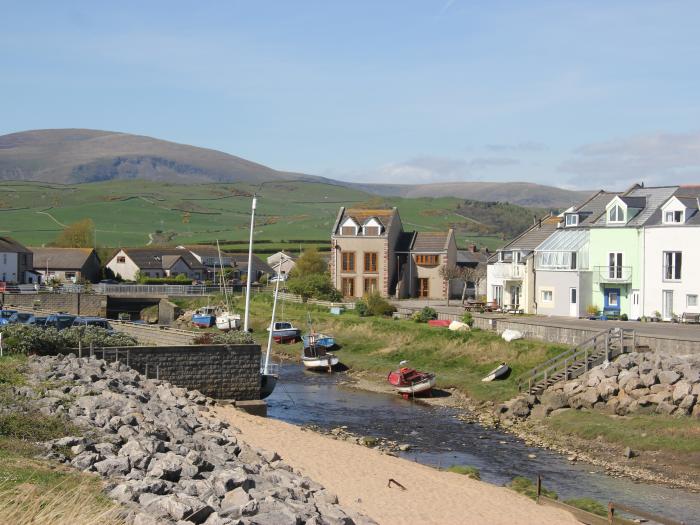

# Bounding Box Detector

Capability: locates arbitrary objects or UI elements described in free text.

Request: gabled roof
[618,196,646,208]
[645,186,700,226]
[119,248,205,270]
[411,230,453,253]
[535,229,589,252]
[332,207,398,235]
[0,237,31,254]
[568,190,622,227]
[499,215,560,252]
[593,186,678,227]
[178,245,227,258]
[31,247,96,269]
[229,253,275,274]
[456,250,487,265]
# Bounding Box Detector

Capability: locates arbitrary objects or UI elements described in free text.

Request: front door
[510,285,521,307]
[662,290,674,320]
[569,287,578,317]
[418,278,429,298]
[630,289,640,320]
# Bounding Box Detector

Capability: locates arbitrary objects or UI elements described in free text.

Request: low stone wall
[92,344,261,400]
[472,316,600,346]
[1,292,107,317]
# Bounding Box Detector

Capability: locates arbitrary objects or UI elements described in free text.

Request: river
[266,364,699,524]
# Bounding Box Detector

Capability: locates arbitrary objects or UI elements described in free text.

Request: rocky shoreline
[19,354,377,525]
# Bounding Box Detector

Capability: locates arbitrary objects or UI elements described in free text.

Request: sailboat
[301,313,339,372]
[214,240,241,331]
[260,261,282,399]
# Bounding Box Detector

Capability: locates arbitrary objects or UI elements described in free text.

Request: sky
[2,1,700,190]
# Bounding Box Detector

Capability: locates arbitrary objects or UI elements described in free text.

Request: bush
[0,325,136,355]
[355,300,369,317]
[355,292,395,317]
[446,465,480,480]
[412,307,437,323]
[193,331,254,345]
[586,305,599,316]
[620,313,628,321]
[461,312,474,327]
[287,273,342,302]
[507,476,557,500]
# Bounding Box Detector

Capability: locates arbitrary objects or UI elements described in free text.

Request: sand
[215,406,578,525]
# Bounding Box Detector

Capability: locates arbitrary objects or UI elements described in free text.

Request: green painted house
[588,185,677,318]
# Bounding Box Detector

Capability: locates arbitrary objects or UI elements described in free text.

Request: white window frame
[340,218,359,235]
[687,294,698,307]
[565,214,579,227]
[663,210,684,224]
[608,252,623,279]
[663,251,682,282]
[608,204,625,224]
[540,288,554,303]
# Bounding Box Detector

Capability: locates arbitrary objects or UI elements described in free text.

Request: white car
[269,274,288,283]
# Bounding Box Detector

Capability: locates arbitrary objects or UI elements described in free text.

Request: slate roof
[411,230,453,253]
[501,215,560,252]
[332,207,399,235]
[31,248,96,270]
[179,245,223,258]
[619,196,647,208]
[456,250,488,265]
[571,190,621,226]
[229,254,275,275]
[121,248,205,270]
[0,237,31,254]
[592,186,678,227]
[645,186,700,226]
[394,231,416,252]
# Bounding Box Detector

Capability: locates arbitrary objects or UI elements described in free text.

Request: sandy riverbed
[215,405,577,525]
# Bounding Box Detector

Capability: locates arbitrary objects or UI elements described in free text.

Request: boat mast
[263,261,282,374]
[243,195,257,332]
[216,239,229,308]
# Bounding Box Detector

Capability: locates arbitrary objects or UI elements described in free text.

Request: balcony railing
[594,265,633,283]
[490,263,526,280]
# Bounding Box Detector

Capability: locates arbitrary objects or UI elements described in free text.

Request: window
[415,254,439,265]
[364,252,378,272]
[418,278,430,298]
[144,272,151,277]
[608,205,624,223]
[541,289,553,302]
[663,251,682,281]
[565,214,579,227]
[2,254,6,264]
[609,291,619,306]
[570,288,577,304]
[608,252,623,279]
[341,277,355,296]
[341,252,355,272]
[687,294,698,307]
[492,285,503,306]
[117,256,126,263]
[65,272,76,279]
[363,277,378,293]
[363,226,379,236]
[341,226,356,235]
[570,252,577,270]
[664,210,683,224]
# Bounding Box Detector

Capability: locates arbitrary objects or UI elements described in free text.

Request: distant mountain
[0,129,320,184]
[346,181,591,209]
[0,129,588,208]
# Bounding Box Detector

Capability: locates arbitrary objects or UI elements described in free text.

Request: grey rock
[657,370,681,385]
[539,391,569,411]
[672,381,693,403]
[94,456,131,476]
[213,468,250,496]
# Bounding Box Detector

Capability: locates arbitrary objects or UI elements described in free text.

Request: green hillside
[0,180,510,250]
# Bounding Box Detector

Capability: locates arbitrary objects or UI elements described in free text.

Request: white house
[267,251,297,277]
[106,248,206,281]
[0,236,34,284]
[643,191,700,320]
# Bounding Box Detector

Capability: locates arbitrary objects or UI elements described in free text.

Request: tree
[54,218,95,248]
[289,247,327,277]
[439,264,465,307]
[439,264,486,306]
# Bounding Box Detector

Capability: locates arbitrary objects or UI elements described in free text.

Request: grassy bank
[179,294,567,403]
[0,355,122,524]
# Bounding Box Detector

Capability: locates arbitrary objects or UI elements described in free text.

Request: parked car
[30,316,48,327]
[270,274,288,283]
[99,279,119,285]
[72,317,114,333]
[0,309,18,326]
[8,312,36,325]
[44,314,77,331]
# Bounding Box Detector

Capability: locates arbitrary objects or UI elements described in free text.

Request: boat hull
[302,354,339,370]
[482,364,510,382]
[260,373,278,399]
[393,375,436,394]
[192,315,215,328]
[216,314,241,331]
[273,329,301,343]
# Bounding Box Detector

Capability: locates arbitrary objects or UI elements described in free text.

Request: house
[32,247,101,283]
[0,237,35,284]
[178,245,233,280]
[642,187,700,320]
[487,215,560,313]
[456,245,489,299]
[266,251,297,277]
[229,254,274,283]
[588,185,677,319]
[106,248,206,281]
[533,191,619,317]
[330,207,457,300]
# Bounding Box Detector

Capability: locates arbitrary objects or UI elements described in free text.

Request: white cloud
[560,132,700,188]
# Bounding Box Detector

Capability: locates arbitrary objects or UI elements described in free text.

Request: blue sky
[2,1,700,189]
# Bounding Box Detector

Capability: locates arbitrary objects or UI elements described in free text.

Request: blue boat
[192,306,217,328]
[302,333,335,349]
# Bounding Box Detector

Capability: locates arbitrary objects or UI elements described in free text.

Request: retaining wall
[92,344,260,400]
[1,293,107,317]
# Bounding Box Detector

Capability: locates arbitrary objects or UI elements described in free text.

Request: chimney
[538,218,542,228]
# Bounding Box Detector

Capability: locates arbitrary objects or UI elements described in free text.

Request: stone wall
[112,320,196,346]
[92,344,261,400]
[1,292,107,317]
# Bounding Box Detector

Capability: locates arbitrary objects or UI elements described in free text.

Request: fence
[276,291,356,310]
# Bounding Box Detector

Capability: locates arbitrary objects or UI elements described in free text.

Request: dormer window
[362,218,382,236]
[608,205,625,223]
[565,214,579,227]
[664,210,683,224]
[340,217,359,235]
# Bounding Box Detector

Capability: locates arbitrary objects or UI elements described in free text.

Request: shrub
[507,476,557,500]
[620,313,628,321]
[412,307,437,323]
[446,465,480,479]
[287,273,342,302]
[0,325,136,355]
[355,300,369,317]
[586,305,599,316]
[356,292,395,317]
[193,331,254,345]
[461,312,474,327]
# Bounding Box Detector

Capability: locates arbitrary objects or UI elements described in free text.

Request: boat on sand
[387,361,436,399]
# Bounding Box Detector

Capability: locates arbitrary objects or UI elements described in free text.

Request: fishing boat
[301,333,339,371]
[387,361,436,399]
[481,363,510,382]
[301,333,335,349]
[214,240,241,332]
[192,306,217,328]
[268,321,301,343]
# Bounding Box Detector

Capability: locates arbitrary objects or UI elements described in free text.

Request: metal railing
[489,262,526,280]
[594,265,633,283]
[517,327,635,394]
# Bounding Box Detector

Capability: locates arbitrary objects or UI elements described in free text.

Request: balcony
[594,265,633,283]
[490,262,525,280]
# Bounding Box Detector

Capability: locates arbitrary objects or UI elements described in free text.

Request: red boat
[427,319,451,328]
[387,361,436,399]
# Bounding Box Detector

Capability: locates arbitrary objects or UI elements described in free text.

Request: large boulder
[540,391,569,411]
[672,381,693,404]
[571,389,600,409]
[596,377,619,401]
[657,370,681,385]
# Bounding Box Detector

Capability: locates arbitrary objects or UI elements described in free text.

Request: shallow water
[267,364,700,524]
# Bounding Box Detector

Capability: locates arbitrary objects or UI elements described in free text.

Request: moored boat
[387,361,436,399]
[192,306,217,328]
[268,321,301,343]
[301,335,339,371]
[216,310,241,331]
[481,362,510,382]
[302,333,335,349]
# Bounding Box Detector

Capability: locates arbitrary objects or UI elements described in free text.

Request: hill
[0,129,322,185]
[0,129,588,208]
[347,181,590,209]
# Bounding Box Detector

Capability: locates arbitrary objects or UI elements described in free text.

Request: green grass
[445,465,481,479]
[563,498,608,517]
[545,410,700,453]
[507,476,557,500]
[0,180,508,249]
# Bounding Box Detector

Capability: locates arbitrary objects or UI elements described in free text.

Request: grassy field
[0,180,509,250]
[179,294,567,403]
[0,355,122,524]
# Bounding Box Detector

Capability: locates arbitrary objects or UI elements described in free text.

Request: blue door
[604,288,621,311]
